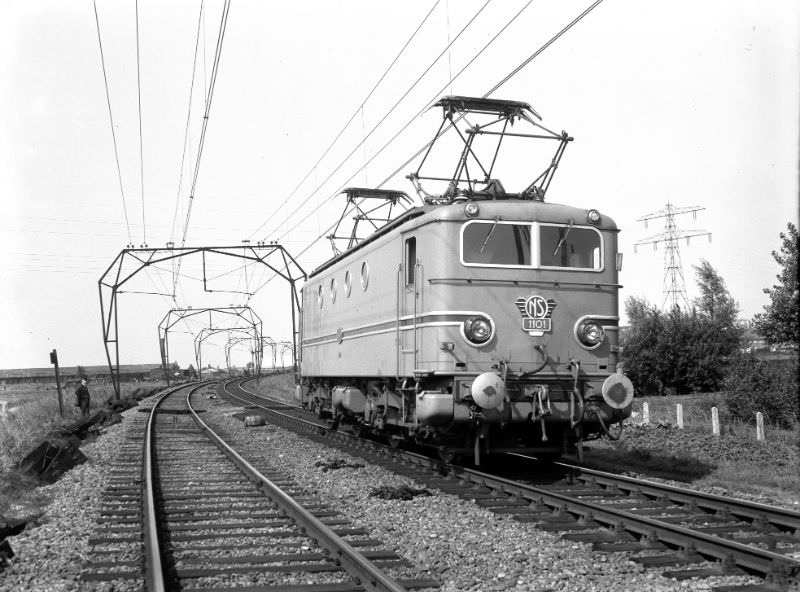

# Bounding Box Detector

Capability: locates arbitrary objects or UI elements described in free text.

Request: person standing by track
[75,379,90,416]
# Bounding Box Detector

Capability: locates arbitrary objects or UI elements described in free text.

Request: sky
[1,0,798,371]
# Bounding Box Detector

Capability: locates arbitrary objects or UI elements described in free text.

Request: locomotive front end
[409,199,634,461]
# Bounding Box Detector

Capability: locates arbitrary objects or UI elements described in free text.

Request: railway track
[224,377,800,591]
[79,381,438,591]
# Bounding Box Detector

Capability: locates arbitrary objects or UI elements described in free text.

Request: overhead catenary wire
[485,0,605,96]
[171,1,205,301]
[268,0,534,248]
[248,0,533,302]
[178,0,232,249]
[92,0,133,246]
[170,1,205,246]
[247,0,442,241]
[260,0,604,280]
[172,0,231,310]
[245,0,536,300]
[255,0,493,245]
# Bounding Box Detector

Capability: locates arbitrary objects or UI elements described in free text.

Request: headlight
[464,202,480,217]
[576,319,605,348]
[462,316,493,346]
[586,209,601,224]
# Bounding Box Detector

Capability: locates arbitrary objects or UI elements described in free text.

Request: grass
[583,393,800,504]
[242,373,296,402]
[0,380,166,523]
[0,381,164,470]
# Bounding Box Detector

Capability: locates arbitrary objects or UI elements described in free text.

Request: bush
[724,352,799,429]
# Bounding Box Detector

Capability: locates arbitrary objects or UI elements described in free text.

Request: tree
[693,259,738,326]
[621,296,666,395]
[753,222,799,347]
[621,262,741,395]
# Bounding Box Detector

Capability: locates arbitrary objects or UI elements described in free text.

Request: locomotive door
[398,235,420,374]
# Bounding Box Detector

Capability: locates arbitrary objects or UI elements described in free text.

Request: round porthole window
[360,261,369,291]
[330,277,337,303]
[344,270,352,297]
[317,285,324,308]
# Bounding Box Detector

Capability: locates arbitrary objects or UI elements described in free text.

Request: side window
[405,237,416,285]
[344,270,352,297]
[360,261,369,291]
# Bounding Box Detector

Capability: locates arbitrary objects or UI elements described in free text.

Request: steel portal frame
[225,335,260,374]
[99,245,305,399]
[195,326,260,378]
[158,306,263,385]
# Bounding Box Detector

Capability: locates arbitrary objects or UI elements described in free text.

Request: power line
[248,0,442,241]
[269,0,605,271]
[246,1,537,299]
[269,0,535,247]
[92,0,133,246]
[486,0,605,96]
[172,0,231,308]
[254,0,492,243]
[170,1,205,303]
[170,1,205,246]
[178,0,232,249]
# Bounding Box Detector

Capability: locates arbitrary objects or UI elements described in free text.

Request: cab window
[461,220,602,270]
[539,224,601,269]
[462,221,531,266]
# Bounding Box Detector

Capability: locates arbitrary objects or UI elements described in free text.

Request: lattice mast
[634,203,711,310]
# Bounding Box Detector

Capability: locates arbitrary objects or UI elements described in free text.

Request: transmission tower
[634,203,711,310]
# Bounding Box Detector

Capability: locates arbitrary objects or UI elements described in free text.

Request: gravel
[0,390,778,592]
[194,395,766,592]
[1,404,144,592]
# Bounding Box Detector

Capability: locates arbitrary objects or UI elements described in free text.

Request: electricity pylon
[634,203,711,310]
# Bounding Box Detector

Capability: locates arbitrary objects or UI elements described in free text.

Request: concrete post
[642,402,650,425]
[756,412,765,441]
[676,403,684,429]
[711,406,720,436]
[0,400,7,419]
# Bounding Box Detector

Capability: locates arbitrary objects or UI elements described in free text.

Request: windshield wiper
[479,217,500,253]
[552,220,574,257]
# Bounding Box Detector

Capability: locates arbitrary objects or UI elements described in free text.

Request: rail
[142,380,216,592]
[196,381,411,592]
[228,378,800,587]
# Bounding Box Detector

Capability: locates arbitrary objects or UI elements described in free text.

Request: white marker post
[0,400,7,419]
[756,412,765,442]
[711,406,720,436]
[642,402,650,425]
[676,403,684,429]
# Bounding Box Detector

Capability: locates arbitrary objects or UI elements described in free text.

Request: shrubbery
[724,352,799,429]
[622,261,741,395]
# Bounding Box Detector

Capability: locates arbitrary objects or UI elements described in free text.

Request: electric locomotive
[299,97,634,464]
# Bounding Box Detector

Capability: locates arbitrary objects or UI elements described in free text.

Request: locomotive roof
[308,200,618,278]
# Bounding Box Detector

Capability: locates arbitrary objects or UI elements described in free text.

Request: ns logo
[515,294,557,336]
